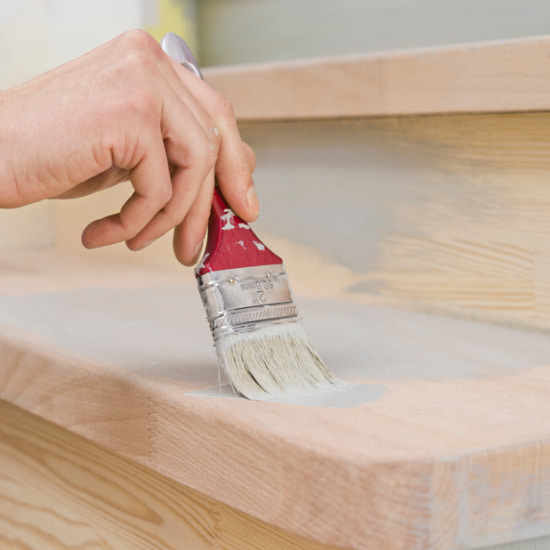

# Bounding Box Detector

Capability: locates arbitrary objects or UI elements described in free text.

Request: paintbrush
[161,33,340,399]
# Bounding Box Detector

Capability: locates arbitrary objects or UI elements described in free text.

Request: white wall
[198,0,550,66]
[0,0,143,89]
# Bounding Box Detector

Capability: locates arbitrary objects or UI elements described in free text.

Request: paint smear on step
[187,382,384,408]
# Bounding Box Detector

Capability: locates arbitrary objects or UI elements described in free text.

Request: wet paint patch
[187,382,385,408]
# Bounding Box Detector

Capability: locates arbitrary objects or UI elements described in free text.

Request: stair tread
[204,35,550,120]
[1,249,549,548]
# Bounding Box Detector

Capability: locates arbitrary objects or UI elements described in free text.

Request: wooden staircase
[2,37,550,550]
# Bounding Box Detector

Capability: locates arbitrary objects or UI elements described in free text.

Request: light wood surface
[203,35,550,120]
[236,112,550,333]
[1,250,550,549]
[0,399,339,550]
[52,111,550,333]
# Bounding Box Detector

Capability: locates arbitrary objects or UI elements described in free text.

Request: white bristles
[215,322,341,400]
[196,264,345,400]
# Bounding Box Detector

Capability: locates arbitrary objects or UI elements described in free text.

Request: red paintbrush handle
[195,189,282,277]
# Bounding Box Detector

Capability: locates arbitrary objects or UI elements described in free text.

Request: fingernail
[246,186,260,217]
[139,239,156,250]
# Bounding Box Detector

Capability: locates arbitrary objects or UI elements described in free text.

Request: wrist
[0,88,26,207]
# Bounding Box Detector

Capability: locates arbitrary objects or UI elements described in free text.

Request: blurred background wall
[2,0,550,251]
[197,0,550,65]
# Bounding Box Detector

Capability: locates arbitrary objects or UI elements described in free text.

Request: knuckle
[204,123,221,158]
[216,152,250,180]
[118,29,160,55]
[208,124,221,151]
[188,133,218,171]
[207,133,221,161]
[212,92,235,120]
[156,182,173,206]
[126,86,158,120]
[117,30,162,80]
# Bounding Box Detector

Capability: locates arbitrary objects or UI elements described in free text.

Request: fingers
[172,165,216,265]
[81,52,219,251]
[168,58,259,222]
[124,161,214,253]
[124,138,254,260]
[78,32,258,265]
[215,106,259,222]
[123,79,220,253]
[242,142,257,173]
[169,136,255,266]
[81,130,173,248]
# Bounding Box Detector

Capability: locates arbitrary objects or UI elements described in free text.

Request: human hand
[0,29,257,265]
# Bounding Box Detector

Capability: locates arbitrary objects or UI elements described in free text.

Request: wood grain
[0,400,340,550]
[237,112,550,332]
[203,35,550,120]
[52,111,550,332]
[1,251,550,549]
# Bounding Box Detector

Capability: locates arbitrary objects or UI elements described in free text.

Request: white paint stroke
[253,241,266,251]
[220,209,235,230]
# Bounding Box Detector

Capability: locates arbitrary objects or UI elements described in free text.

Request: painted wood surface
[203,35,550,120]
[52,111,550,333]
[480,538,550,550]
[237,112,550,333]
[198,0,550,66]
[0,400,339,550]
[1,250,550,549]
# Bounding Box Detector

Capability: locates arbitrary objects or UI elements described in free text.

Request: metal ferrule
[196,264,299,339]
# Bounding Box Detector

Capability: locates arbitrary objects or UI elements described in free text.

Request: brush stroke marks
[187,382,385,408]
